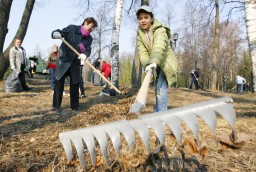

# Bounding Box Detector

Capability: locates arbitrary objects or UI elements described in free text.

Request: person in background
[189,68,201,90]
[100,60,111,87]
[9,38,31,91]
[136,5,178,112]
[236,75,246,93]
[51,17,97,113]
[93,57,102,69]
[91,57,102,86]
[45,45,58,93]
[30,59,36,74]
[244,82,250,92]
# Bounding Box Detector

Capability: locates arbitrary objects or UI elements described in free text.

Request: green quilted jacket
[137,19,178,86]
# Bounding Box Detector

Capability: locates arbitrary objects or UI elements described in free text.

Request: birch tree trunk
[0,0,35,80]
[211,0,220,90]
[131,46,143,89]
[110,0,123,88]
[245,0,256,92]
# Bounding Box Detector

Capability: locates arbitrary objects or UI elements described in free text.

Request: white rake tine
[146,119,165,145]
[195,108,217,132]
[59,132,74,162]
[211,103,236,127]
[116,121,135,151]
[129,120,150,154]
[93,130,110,166]
[80,132,96,166]
[177,112,199,138]
[161,115,182,145]
[105,127,121,156]
[70,135,86,170]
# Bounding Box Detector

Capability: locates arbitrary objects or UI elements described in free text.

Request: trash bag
[108,88,116,96]
[92,72,102,86]
[99,86,116,96]
[3,70,23,93]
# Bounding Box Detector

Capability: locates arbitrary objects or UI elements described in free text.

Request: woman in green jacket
[136,5,178,112]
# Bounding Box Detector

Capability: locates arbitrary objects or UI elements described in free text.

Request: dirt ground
[0,77,255,172]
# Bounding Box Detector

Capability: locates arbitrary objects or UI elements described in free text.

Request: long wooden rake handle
[129,68,153,114]
[60,37,122,94]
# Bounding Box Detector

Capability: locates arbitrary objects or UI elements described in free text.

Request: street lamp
[170,32,179,49]
[173,32,179,48]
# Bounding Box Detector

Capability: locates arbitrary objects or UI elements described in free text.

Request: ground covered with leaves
[0,77,255,172]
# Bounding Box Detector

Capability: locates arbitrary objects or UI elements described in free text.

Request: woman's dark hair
[136,10,154,19]
[82,17,98,27]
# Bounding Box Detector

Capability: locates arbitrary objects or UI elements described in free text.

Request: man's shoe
[80,94,87,99]
[71,108,79,112]
[24,87,31,91]
[55,108,61,113]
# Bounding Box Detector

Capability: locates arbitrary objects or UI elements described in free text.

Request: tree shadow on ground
[181,88,255,104]
[143,155,207,172]
[0,91,128,141]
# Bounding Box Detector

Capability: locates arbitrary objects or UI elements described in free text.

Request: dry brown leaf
[227,168,240,172]
[218,132,250,150]
[183,138,197,154]
[30,137,36,142]
[61,153,80,166]
[96,156,104,166]
[218,141,230,151]
[61,152,67,162]
[122,159,131,171]
[199,141,208,158]
[69,160,80,166]
[126,112,140,120]
[131,155,140,167]
[16,167,27,172]
[236,132,251,144]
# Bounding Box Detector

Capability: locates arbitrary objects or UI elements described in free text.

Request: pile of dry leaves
[0,77,255,172]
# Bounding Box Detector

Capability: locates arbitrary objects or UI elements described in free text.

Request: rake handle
[135,68,153,104]
[129,68,153,114]
[60,37,122,94]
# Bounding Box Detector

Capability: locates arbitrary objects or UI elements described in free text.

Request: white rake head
[59,96,236,170]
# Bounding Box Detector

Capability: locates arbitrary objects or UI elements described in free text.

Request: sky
[4,0,246,60]
[4,0,184,59]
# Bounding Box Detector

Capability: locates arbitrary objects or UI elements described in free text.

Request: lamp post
[173,32,179,48]
[170,32,179,49]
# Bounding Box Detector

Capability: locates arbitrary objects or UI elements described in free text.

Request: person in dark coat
[189,68,201,90]
[51,17,97,112]
[93,57,102,69]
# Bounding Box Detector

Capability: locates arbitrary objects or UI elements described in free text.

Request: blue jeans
[49,68,55,90]
[155,70,168,112]
[237,84,243,93]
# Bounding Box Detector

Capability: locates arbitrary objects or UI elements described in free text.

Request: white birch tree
[110,0,123,88]
[245,0,256,92]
